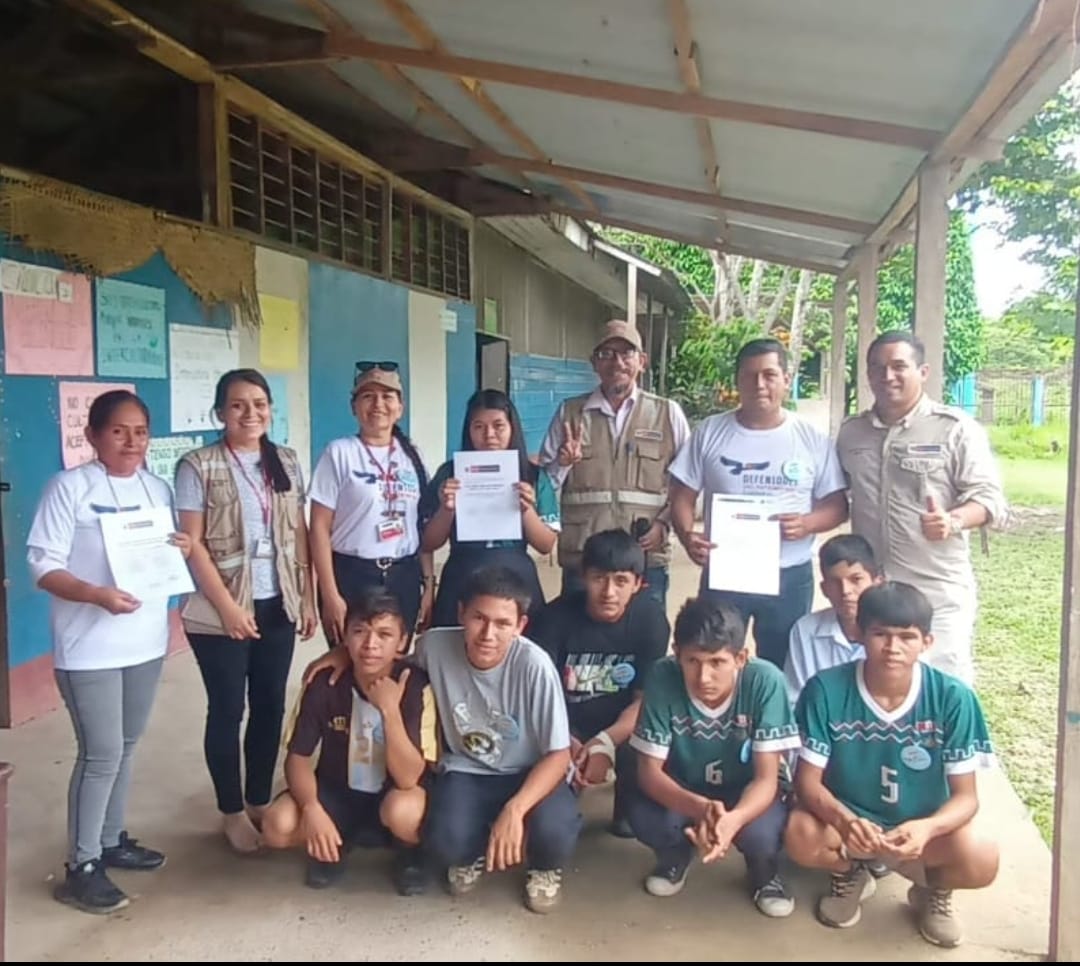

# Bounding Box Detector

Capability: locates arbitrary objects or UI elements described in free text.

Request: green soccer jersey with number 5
[631,657,800,796]
[795,660,995,828]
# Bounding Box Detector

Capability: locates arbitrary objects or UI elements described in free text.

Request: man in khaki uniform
[836,331,1007,684]
[540,320,690,607]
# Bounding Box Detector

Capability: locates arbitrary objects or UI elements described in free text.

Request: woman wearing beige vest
[176,369,317,853]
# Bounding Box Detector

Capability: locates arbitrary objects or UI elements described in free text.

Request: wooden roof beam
[218,35,940,150]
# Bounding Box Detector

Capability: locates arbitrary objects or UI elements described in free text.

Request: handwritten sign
[58,381,136,469]
[258,294,300,371]
[3,260,93,375]
[96,278,167,378]
[169,323,238,432]
[440,308,458,333]
[146,435,204,488]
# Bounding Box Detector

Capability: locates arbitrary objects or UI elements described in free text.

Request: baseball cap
[352,360,403,395]
[594,319,643,353]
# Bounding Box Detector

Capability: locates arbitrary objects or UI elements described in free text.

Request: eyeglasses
[354,361,399,382]
[594,347,639,362]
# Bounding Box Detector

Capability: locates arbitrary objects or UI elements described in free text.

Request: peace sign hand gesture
[558,420,584,467]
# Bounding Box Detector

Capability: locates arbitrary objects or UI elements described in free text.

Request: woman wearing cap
[308,361,434,648]
[421,388,559,627]
[176,368,317,854]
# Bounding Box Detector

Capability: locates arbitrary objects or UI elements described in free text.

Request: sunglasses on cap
[354,361,399,382]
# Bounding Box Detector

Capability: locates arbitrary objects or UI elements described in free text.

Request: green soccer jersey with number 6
[795,660,995,828]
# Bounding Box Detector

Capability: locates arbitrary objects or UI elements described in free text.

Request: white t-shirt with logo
[27,461,176,671]
[669,410,845,568]
[308,436,424,559]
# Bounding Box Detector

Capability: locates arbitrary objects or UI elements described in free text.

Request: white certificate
[708,494,781,596]
[453,450,522,543]
[99,507,195,600]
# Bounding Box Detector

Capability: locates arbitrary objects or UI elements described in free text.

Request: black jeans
[433,547,545,629]
[188,596,296,814]
[701,560,814,668]
[330,551,422,637]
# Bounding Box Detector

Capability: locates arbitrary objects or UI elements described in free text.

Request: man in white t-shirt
[669,338,848,669]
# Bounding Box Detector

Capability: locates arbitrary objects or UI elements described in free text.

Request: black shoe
[53,859,129,915]
[607,816,635,839]
[305,856,346,889]
[392,847,428,897]
[101,831,166,871]
[643,849,692,897]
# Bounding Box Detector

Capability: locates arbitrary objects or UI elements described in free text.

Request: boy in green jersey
[629,597,800,917]
[786,581,999,948]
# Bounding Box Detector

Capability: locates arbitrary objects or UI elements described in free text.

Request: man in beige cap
[540,320,690,606]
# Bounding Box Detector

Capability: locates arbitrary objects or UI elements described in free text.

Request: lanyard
[225,442,271,528]
[100,463,155,510]
[360,437,398,515]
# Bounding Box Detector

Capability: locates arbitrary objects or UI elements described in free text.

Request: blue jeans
[561,565,669,610]
[424,770,581,871]
[701,560,814,668]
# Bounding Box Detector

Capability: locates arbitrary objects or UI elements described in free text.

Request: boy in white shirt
[784,534,882,706]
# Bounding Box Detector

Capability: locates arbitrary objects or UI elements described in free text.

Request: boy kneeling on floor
[785,581,999,948]
[262,589,431,894]
[629,596,801,917]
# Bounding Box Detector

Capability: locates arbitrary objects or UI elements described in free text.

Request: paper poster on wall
[483,298,498,333]
[96,278,167,379]
[439,308,458,333]
[265,373,290,446]
[2,260,93,375]
[258,294,300,371]
[169,324,239,432]
[146,435,204,488]
[58,381,136,469]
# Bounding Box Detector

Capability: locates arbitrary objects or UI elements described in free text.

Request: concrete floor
[3,548,1051,961]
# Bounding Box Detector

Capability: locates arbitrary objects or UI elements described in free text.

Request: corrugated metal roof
[126,0,1079,273]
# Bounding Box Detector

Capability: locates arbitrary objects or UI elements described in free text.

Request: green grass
[988,423,1069,462]
[1001,457,1068,507]
[974,519,1063,843]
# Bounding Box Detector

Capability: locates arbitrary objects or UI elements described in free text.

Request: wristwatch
[948,514,964,536]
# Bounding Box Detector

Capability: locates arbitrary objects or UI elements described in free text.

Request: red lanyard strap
[226,442,271,527]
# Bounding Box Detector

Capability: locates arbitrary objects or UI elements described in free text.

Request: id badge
[253,536,274,558]
[376,518,405,542]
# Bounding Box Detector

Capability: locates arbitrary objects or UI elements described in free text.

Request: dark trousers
[188,596,296,814]
[702,560,814,668]
[331,551,421,637]
[424,770,582,871]
[629,790,789,890]
[433,547,545,629]
[571,730,638,821]
[561,564,669,610]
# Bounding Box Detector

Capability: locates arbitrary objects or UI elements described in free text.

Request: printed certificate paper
[100,507,195,599]
[708,494,780,596]
[453,450,522,542]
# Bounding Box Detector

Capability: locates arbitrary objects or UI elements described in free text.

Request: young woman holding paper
[176,369,317,854]
[308,362,435,645]
[27,389,191,915]
[421,389,559,628]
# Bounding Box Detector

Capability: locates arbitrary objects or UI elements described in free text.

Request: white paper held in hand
[99,506,195,600]
[453,449,522,542]
[707,494,780,596]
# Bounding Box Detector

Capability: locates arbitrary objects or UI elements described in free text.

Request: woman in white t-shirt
[309,362,434,647]
[27,390,191,916]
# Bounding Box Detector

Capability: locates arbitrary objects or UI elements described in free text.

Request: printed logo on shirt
[563,654,636,700]
[330,715,348,733]
[781,459,805,483]
[722,453,803,489]
[720,456,770,477]
[90,503,141,514]
[452,701,519,765]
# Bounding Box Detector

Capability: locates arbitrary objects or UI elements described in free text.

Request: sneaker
[607,816,635,839]
[816,863,877,928]
[753,875,795,918]
[644,851,692,897]
[392,847,427,897]
[524,868,563,914]
[447,856,485,896]
[53,859,129,915]
[101,831,166,871]
[909,885,962,947]
[304,856,346,889]
[865,859,891,880]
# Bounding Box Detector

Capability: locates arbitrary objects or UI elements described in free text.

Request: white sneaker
[447,856,485,896]
[753,875,795,918]
[524,868,563,914]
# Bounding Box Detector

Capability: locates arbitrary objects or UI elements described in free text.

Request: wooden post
[659,308,670,395]
[829,278,848,434]
[856,249,878,412]
[914,160,949,401]
[626,263,638,331]
[196,83,231,228]
[1050,260,1080,962]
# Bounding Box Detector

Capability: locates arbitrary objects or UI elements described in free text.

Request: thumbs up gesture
[920,495,954,542]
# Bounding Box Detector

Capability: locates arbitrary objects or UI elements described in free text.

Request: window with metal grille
[391,194,471,300]
[227,107,385,275]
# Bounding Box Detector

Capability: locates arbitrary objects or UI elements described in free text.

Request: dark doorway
[477,333,509,394]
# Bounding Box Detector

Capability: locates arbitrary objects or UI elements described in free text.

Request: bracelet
[586,730,617,764]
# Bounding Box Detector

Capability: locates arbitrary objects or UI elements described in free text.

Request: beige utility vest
[179,442,307,635]
[558,391,676,571]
